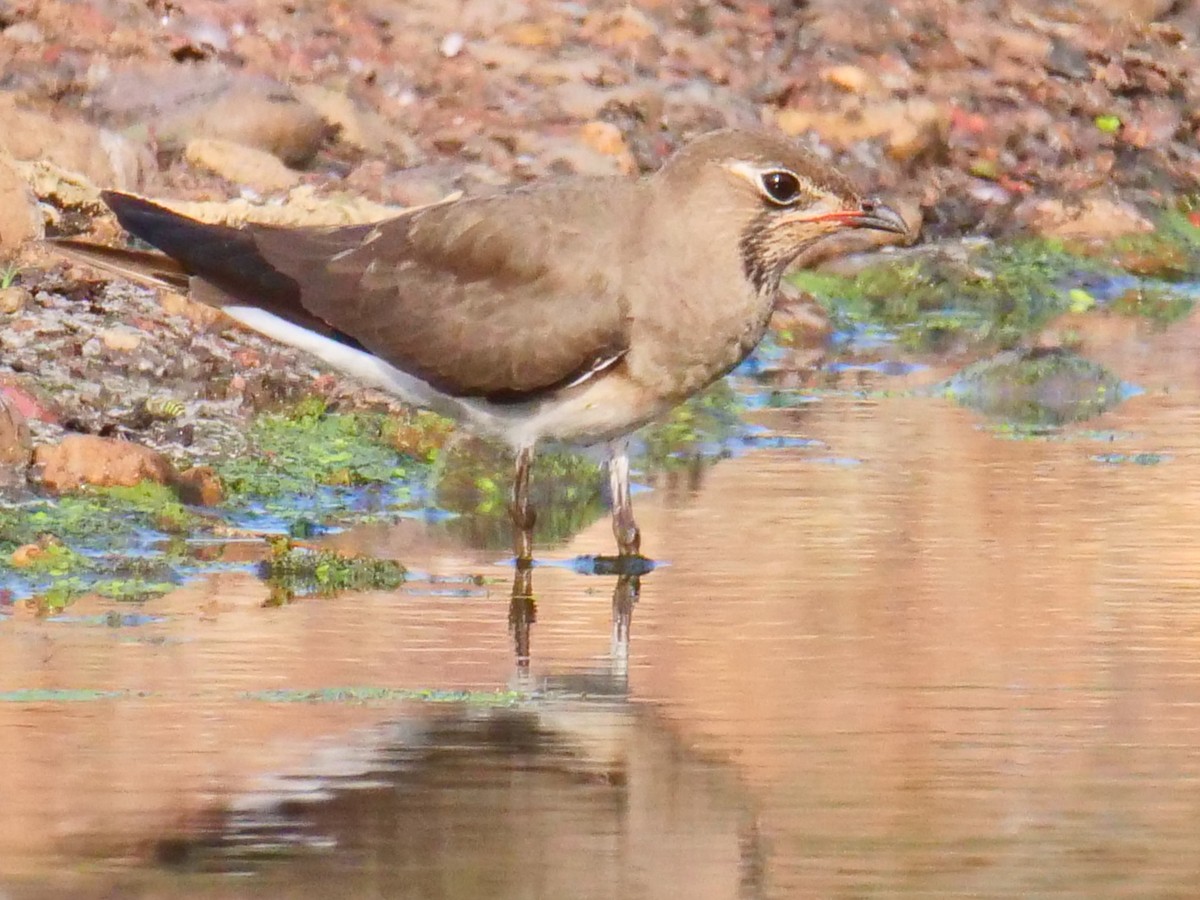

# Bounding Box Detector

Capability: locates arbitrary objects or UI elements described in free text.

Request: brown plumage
[54,128,908,560]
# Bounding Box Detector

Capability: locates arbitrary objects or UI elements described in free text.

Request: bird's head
[651,129,909,294]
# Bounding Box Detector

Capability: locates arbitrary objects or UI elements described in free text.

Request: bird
[54,128,907,561]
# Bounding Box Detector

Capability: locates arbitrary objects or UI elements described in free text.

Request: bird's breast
[625,276,775,403]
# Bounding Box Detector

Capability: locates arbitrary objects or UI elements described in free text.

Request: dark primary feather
[100,190,633,403]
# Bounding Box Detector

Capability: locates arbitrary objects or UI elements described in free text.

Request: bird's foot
[510,504,536,564]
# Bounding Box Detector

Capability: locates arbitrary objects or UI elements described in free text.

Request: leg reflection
[506,564,645,675]
[611,574,638,677]
[508,562,536,670]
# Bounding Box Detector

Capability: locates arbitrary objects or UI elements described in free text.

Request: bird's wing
[100,187,635,403]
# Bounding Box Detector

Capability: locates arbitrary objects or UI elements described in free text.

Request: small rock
[2,21,44,44]
[821,65,878,95]
[1078,0,1175,21]
[158,289,226,329]
[1047,38,1091,79]
[774,100,946,162]
[991,26,1052,66]
[292,84,377,152]
[540,139,626,177]
[0,95,148,189]
[174,465,224,506]
[0,154,44,255]
[578,121,628,157]
[184,138,302,192]
[1030,196,1154,241]
[500,21,563,49]
[1122,99,1182,149]
[165,14,230,55]
[554,81,658,120]
[440,31,465,57]
[470,40,539,72]
[10,158,104,211]
[291,84,420,164]
[0,393,32,467]
[581,7,658,46]
[99,327,143,352]
[158,87,329,168]
[0,285,31,314]
[9,543,39,568]
[34,434,177,493]
[0,378,60,424]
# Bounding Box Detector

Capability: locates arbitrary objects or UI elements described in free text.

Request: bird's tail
[52,192,367,341]
[52,237,190,292]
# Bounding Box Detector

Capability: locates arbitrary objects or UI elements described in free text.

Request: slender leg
[607,441,641,557]
[510,444,536,562]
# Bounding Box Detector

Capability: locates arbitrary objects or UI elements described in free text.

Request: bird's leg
[608,442,641,557]
[510,445,536,563]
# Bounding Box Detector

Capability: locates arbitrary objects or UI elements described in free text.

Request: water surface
[6,314,1200,897]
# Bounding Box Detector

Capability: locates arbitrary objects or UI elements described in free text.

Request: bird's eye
[760,170,802,205]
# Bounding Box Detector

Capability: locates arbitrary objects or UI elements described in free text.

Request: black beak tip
[855,199,910,236]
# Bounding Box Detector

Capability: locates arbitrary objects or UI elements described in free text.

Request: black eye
[760,170,802,204]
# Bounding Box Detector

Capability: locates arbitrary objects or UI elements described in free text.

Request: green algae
[792,209,1200,351]
[0,400,462,604]
[214,397,415,498]
[435,441,605,550]
[942,349,1128,428]
[640,380,744,472]
[243,687,528,705]
[1092,452,1170,466]
[0,483,204,608]
[0,482,202,553]
[427,384,746,551]
[6,546,183,612]
[1105,204,1200,280]
[1109,284,1195,326]
[792,238,1105,351]
[0,689,130,703]
[261,539,407,600]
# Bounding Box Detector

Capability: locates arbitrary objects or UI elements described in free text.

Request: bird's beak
[801,200,909,235]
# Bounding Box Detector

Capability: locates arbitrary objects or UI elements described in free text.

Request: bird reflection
[507,556,648,672]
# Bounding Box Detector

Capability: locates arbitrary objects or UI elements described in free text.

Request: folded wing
[100,187,634,403]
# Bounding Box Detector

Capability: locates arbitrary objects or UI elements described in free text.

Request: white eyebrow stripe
[726,160,768,188]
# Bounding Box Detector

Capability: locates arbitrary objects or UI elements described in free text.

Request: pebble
[0,285,32,314]
[2,21,45,44]
[99,327,144,352]
[0,393,32,467]
[157,86,329,168]
[184,137,302,192]
[440,32,465,58]
[0,155,44,256]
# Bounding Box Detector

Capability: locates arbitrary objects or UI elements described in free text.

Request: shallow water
[7,314,1200,897]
